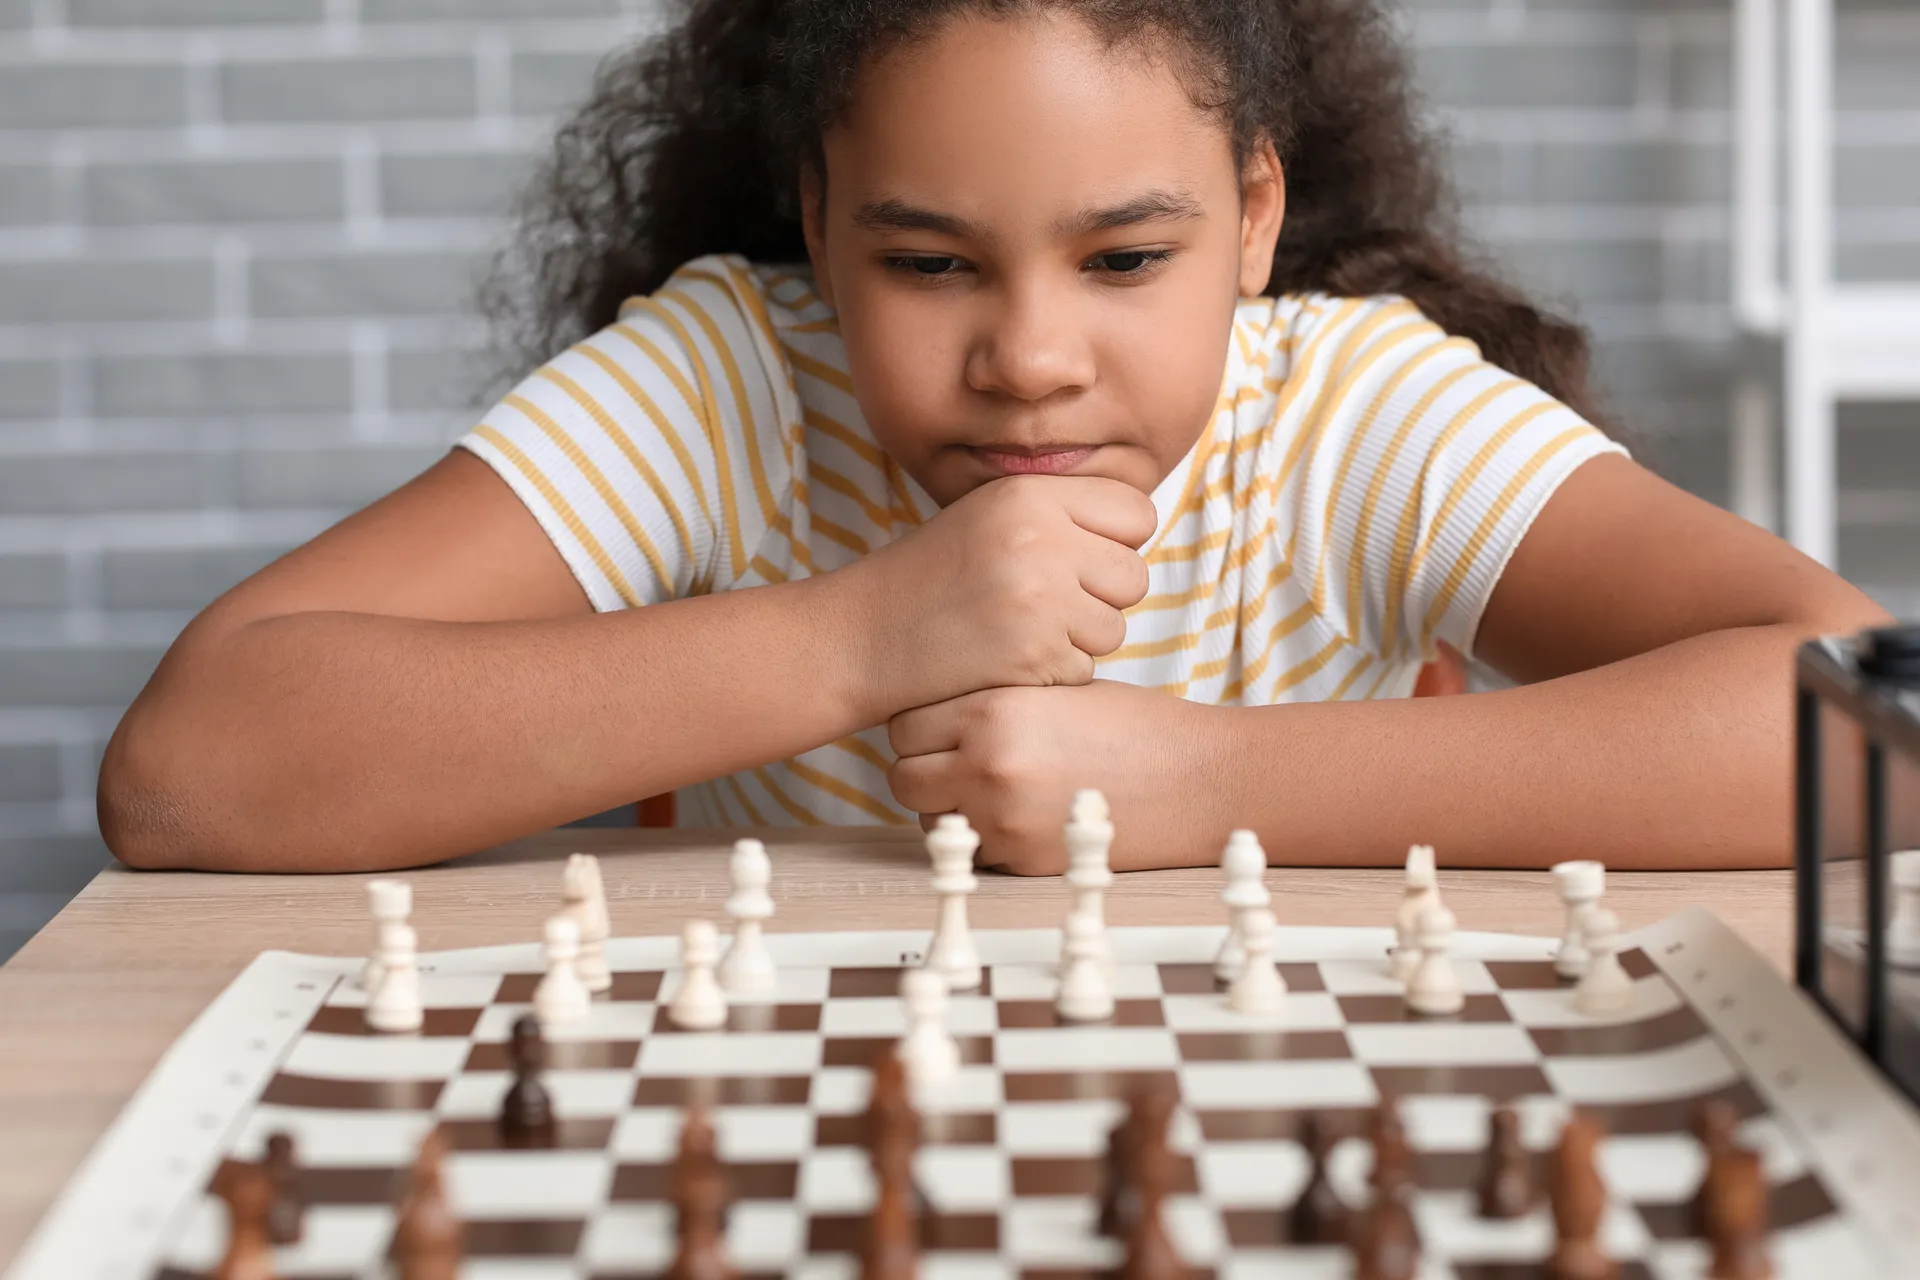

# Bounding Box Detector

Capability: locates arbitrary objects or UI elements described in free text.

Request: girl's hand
[833,476,1155,721]
[885,680,1215,874]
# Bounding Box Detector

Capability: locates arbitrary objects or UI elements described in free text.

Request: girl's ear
[798,163,836,309]
[1238,136,1284,297]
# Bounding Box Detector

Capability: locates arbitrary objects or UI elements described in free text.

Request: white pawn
[898,966,960,1088]
[1891,851,1920,968]
[668,919,727,1031]
[720,839,778,1002]
[925,816,982,991]
[1056,909,1116,1023]
[366,922,423,1034]
[357,878,411,991]
[1213,830,1270,982]
[562,853,612,995]
[1552,860,1606,979]
[1573,908,1634,1015]
[1063,790,1115,979]
[534,915,592,1027]
[1227,907,1288,1015]
[1389,845,1439,983]
[1404,905,1464,1017]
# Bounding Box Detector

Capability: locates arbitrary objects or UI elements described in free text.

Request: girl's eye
[883,249,1174,281]
[1096,250,1172,274]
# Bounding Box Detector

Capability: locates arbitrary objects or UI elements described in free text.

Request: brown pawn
[394,1129,464,1280]
[1119,1140,1184,1280]
[500,1014,557,1148]
[1288,1114,1348,1244]
[861,1176,920,1280]
[262,1132,304,1246]
[1368,1098,1413,1192]
[1477,1106,1533,1220]
[865,1048,921,1189]
[667,1108,735,1280]
[1689,1100,1740,1236]
[1099,1078,1178,1238]
[1547,1112,1616,1280]
[212,1160,276,1280]
[1350,1163,1419,1280]
[1704,1145,1775,1280]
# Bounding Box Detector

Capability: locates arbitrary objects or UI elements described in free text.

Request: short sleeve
[454,254,797,611]
[1284,297,1628,664]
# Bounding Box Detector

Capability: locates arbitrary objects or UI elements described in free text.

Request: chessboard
[11,908,1920,1279]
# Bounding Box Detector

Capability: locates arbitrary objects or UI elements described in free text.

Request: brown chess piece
[1704,1145,1775,1280]
[500,1014,557,1148]
[1547,1112,1616,1280]
[1477,1106,1533,1220]
[262,1132,304,1246]
[212,1160,277,1280]
[393,1129,464,1280]
[1100,1077,1178,1238]
[1368,1097,1413,1191]
[861,1161,920,1280]
[1119,1142,1184,1280]
[865,1045,924,1210]
[1288,1113,1348,1244]
[1350,1162,1419,1280]
[667,1108,735,1280]
[1690,1099,1740,1236]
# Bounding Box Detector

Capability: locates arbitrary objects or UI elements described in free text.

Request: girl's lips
[972,446,1098,476]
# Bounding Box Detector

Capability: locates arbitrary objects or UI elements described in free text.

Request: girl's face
[800,10,1285,507]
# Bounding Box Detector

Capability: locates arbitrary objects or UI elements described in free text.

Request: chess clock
[1796,624,1920,1103]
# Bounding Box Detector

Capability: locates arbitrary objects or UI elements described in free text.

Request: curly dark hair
[479,0,1610,430]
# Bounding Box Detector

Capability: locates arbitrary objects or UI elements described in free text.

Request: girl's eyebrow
[850,189,1206,240]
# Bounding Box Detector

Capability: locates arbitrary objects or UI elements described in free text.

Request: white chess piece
[1404,905,1465,1017]
[366,921,423,1033]
[925,816,982,991]
[668,919,728,1031]
[1213,830,1271,982]
[1573,908,1634,1015]
[1056,909,1116,1023]
[1892,851,1920,968]
[1063,790,1116,978]
[534,915,592,1027]
[720,839,779,1001]
[1552,860,1606,979]
[357,878,412,991]
[898,966,961,1088]
[562,853,613,995]
[1227,906,1288,1015]
[1389,845,1440,982]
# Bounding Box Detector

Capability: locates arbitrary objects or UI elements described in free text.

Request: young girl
[99,0,1886,876]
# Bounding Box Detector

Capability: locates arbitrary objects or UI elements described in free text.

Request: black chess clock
[1796,623,1920,1103]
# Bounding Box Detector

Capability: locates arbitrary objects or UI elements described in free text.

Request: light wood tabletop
[0,825,1793,1265]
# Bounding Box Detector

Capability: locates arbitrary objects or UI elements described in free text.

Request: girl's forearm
[1214,624,1845,871]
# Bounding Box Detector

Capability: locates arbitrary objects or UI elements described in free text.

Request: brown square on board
[651,1003,822,1034]
[259,1073,442,1111]
[1482,960,1570,991]
[1452,1267,1653,1280]
[994,998,1165,1028]
[1020,1268,1214,1280]
[439,1117,616,1153]
[1175,1030,1351,1062]
[496,970,663,1002]
[1576,1081,1766,1136]
[1010,1154,1198,1197]
[632,1075,814,1107]
[1156,963,1221,994]
[210,1159,398,1207]
[465,1039,641,1072]
[1371,1064,1550,1101]
[808,1211,1000,1252]
[1337,993,1510,1024]
[306,1005,482,1038]
[454,1219,585,1256]
[821,1035,994,1068]
[815,1111,998,1147]
[1619,948,1657,980]
[830,965,992,997]
[1003,1069,1179,1103]
[1527,1006,1710,1058]
[1193,1106,1374,1143]
[612,1159,799,1202]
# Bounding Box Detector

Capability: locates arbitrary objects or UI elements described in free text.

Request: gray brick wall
[1,0,1917,961]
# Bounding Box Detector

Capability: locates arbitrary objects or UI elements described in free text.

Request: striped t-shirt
[456,252,1624,827]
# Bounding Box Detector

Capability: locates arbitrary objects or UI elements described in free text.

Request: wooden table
[0,826,1793,1266]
